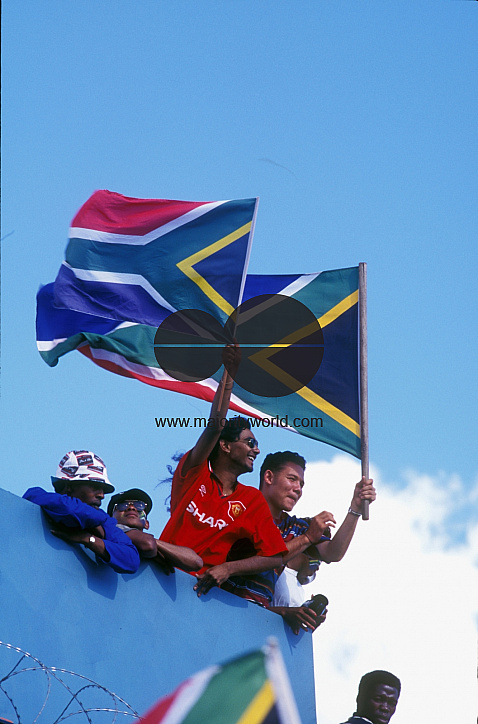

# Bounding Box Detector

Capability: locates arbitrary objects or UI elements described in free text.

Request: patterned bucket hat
[51,450,114,494]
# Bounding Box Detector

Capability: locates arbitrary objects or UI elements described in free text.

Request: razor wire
[0,641,141,723]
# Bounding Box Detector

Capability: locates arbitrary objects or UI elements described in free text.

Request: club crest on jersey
[185,500,227,530]
[199,485,207,497]
[228,501,246,521]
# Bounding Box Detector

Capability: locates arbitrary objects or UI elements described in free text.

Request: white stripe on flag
[62,262,177,313]
[277,273,319,298]
[112,321,140,330]
[154,666,219,724]
[37,338,67,351]
[85,346,203,383]
[69,200,228,246]
[37,321,136,352]
[80,345,281,421]
[236,197,259,306]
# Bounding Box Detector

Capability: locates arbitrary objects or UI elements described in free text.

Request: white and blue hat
[51,450,114,494]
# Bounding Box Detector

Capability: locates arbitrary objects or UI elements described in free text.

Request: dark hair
[259,451,306,489]
[208,416,252,463]
[156,451,184,513]
[357,670,401,702]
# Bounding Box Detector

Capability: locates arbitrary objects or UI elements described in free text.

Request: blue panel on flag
[54,265,172,327]
[316,303,359,420]
[243,274,302,300]
[193,232,251,309]
[37,284,119,338]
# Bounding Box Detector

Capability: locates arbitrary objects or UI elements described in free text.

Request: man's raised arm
[180,343,240,475]
[316,477,375,563]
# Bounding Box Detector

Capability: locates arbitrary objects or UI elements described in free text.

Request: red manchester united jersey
[160,453,287,574]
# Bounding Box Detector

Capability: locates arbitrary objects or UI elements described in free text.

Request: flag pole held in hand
[359,262,369,521]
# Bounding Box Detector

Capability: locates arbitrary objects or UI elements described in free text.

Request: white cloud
[292,456,478,724]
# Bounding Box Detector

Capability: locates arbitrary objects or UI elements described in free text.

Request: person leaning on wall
[108,488,202,573]
[23,450,140,574]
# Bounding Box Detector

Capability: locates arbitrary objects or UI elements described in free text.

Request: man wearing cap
[23,450,140,574]
[108,488,202,573]
[339,670,401,724]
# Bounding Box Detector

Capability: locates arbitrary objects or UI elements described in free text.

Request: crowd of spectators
[22,345,399,720]
[23,345,376,633]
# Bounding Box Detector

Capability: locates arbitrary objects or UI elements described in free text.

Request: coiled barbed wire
[0,641,141,723]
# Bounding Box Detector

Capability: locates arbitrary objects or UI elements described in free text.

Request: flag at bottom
[138,641,302,724]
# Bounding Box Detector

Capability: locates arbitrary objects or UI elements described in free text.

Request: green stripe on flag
[180,651,273,724]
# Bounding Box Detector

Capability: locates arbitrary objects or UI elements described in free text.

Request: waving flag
[37,267,360,457]
[138,642,301,724]
[53,190,258,327]
[238,268,360,457]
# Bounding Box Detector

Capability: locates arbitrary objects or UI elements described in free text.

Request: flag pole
[217,197,260,410]
[265,638,303,724]
[359,262,369,520]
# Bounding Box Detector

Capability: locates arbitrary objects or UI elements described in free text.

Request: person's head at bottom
[355,670,401,724]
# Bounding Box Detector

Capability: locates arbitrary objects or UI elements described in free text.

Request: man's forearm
[125,529,158,558]
[181,371,235,472]
[51,525,110,562]
[282,533,314,563]
[156,540,203,572]
[283,510,336,566]
[84,532,109,561]
[226,553,284,577]
[194,553,283,596]
[316,477,375,563]
[209,372,234,424]
[317,512,359,563]
[24,487,107,528]
[269,606,319,634]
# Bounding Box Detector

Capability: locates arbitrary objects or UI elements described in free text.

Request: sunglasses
[241,437,259,450]
[113,500,147,512]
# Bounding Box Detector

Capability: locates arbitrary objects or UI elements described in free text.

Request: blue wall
[1,487,316,722]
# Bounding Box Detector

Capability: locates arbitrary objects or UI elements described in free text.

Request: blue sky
[2,2,477,721]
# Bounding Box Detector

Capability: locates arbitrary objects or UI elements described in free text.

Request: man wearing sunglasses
[108,488,202,573]
[159,344,288,599]
[23,450,140,574]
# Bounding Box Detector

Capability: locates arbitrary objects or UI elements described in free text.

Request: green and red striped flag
[138,642,302,724]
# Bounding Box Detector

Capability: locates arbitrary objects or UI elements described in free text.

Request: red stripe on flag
[77,345,263,419]
[139,678,190,723]
[72,190,210,235]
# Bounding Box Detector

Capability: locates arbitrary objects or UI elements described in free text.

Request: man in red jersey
[160,344,288,598]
